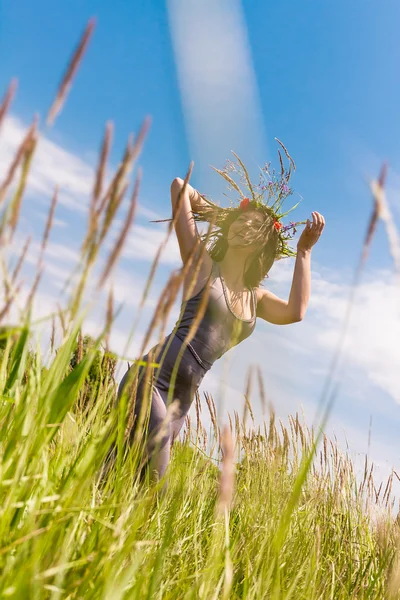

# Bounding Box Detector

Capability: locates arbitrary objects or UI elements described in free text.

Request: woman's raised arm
[170,177,209,265]
[256,211,325,324]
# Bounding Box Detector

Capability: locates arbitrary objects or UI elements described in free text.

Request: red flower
[239,197,250,210]
[273,219,282,231]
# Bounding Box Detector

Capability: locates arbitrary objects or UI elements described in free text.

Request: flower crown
[149,139,306,260]
[201,139,306,259]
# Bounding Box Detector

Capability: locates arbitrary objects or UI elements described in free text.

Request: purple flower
[281,184,289,194]
[282,221,298,234]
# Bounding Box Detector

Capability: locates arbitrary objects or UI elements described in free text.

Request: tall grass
[0,18,400,599]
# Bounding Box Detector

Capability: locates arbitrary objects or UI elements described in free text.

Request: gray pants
[117,333,208,479]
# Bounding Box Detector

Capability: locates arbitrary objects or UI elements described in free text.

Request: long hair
[195,202,281,289]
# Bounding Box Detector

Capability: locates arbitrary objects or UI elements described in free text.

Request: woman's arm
[256,211,325,325]
[170,178,210,265]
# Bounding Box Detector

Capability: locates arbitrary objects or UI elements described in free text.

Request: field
[1,20,400,599]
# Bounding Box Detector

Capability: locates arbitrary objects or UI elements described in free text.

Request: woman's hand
[297,211,325,252]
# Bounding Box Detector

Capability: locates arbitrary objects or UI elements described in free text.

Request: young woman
[118,158,325,482]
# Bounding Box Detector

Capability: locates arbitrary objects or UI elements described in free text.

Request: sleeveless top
[172,260,257,371]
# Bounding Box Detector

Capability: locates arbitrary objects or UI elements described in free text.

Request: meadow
[1,20,400,599]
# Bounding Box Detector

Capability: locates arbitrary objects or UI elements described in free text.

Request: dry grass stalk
[98,169,141,288]
[97,118,150,243]
[268,405,276,447]
[50,316,56,355]
[40,186,58,257]
[256,365,267,415]
[185,415,192,442]
[82,121,114,256]
[228,412,233,434]
[0,284,21,324]
[298,420,305,449]
[288,414,295,442]
[105,117,149,228]
[274,137,296,172]
[97,179,129,254]
[71,125,144,321]
[137,269,180,362]
[242,366,254,428]
[0,79,17,132]
[125,116,151,171]
[95,133,132,225]
[204,391,218,439]
[202,428,208,451]
[56,303,67,337]
[383,472,394,508]
[231,151,256,201]
[360,163,387,269]
[0,117,37,208]
[282,422,290,458]
[27,186,58,307]
[323,434,328,467]
[216,424,235,515]
[47,18,96,126]
[234,410,240,439]
[8,134,38,241]
[77,330,83,365]
[194,390,201,429]
[376,482,383,503]
[370,171,400,282]
[157,269,184,342]
[93,121,113,207]
[8,235,31,298]
[96,138,133,240]
[277,149,285,179]
[104,286,114,352]
[209,166,244,200]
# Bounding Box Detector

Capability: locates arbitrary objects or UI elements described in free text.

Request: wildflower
[273,219,282,231]
[239,197,250,210]
[281,183,289,194]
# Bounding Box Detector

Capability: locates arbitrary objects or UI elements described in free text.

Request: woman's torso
[173,258,257,370]
[135,257,258,405]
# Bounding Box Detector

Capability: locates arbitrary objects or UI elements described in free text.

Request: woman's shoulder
[253,286,271,308]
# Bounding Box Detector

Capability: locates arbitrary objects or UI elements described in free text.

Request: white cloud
[0,115,160,220]
[0,116,93,212]
[118,224,181,265]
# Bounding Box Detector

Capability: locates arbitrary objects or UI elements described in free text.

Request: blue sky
[1,0,400,498]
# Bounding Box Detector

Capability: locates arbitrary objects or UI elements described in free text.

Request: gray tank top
[173,260,257,370]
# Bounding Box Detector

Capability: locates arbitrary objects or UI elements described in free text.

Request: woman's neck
[218,247,253,289]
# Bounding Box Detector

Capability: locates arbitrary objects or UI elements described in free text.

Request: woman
[117,151,325,482]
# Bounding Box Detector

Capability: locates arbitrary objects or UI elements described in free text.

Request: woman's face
[227,210,265,248]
